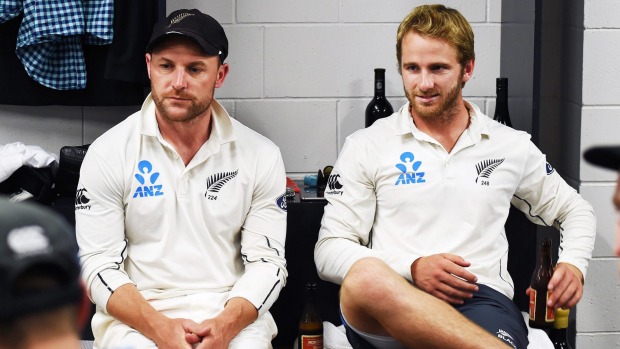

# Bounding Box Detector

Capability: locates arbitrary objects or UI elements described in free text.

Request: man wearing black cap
[585,146,620,256]
[0,198,89,349]
[76,9,288,349]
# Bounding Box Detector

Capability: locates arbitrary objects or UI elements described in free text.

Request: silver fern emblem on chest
[205,170,238,194]
[475,159,505,184]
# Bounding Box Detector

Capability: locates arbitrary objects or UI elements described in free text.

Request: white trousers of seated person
[91,291,277,349]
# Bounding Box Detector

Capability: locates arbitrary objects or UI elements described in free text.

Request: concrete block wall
[173,0,502,176]
[0,0,502,177]
[577,0,620,347]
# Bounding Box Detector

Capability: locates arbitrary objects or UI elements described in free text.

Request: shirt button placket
[179,174,188,198]
[444,156,456,181]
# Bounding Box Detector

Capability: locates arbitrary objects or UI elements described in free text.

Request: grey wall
[575,0,620,347]
[0,0,500,177]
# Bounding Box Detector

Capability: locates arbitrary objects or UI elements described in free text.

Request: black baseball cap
[146,9,229,62]
[584,146,620,171]
[0,198,82,322]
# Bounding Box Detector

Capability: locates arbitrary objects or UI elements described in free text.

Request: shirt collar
[394,99,491,141]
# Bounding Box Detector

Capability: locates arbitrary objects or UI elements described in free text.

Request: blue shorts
[342,284,528,349]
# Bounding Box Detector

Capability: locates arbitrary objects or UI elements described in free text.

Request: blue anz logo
[395,152,426,185]
[133,160,164,198]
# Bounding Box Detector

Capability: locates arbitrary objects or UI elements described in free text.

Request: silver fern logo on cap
[168,12,194,26]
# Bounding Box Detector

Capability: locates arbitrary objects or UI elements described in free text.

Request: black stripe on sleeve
[257,279,281,311]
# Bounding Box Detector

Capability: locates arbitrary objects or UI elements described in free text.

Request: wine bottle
[550,308,572,349]
[298,282,323,349]
[493,77,513,127]
[529,238,555,328]
[365,68,394,127]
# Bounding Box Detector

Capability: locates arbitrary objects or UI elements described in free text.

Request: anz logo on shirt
[133,160,164,198]
[395,152,426,185]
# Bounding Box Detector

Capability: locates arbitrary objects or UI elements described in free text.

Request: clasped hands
[152,317,233,349]
[411,253,583,309]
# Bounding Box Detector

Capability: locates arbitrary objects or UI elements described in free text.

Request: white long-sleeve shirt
[314,101,595,300]
[76,95,288,317]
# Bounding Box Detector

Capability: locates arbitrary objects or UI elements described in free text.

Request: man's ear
[145,53,153,80]
[462,59,475,84]
[215,63,230,88]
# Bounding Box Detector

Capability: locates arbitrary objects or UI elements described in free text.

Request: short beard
[151,83,211,124]
[406,70,464,124]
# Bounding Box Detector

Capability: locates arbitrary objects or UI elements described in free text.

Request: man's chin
[412,104,441,119]
[158,108,193,122]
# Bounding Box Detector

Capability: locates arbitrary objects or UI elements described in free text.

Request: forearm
[190,297,260,349]
[216,297,258,340]
[106,283,169,342]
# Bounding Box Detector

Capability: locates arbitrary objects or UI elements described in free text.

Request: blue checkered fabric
[83,0,114,45]
[0,0,22,23]
[10,0,114,90]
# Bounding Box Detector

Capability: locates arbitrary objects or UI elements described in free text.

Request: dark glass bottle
[529,238,555,329]
[298,282,323,349]
[493,77,513,127]
[550,308,572,349]
[365,68,394,127]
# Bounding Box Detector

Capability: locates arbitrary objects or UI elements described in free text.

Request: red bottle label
[545,291,555,322]
[529,287,555,322]
[300,334,323,349]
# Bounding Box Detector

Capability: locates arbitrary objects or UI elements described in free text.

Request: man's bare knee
[342,257,399,302]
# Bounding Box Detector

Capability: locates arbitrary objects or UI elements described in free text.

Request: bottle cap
[554,308,570,329]
[496,77,508,89]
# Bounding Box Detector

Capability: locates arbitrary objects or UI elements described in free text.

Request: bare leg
[340,257,510,349]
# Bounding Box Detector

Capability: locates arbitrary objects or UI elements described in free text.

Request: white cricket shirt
[76,95,288,317]
[315,101,595,300]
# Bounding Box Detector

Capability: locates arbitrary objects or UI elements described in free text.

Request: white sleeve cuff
[89,268,134,312]
[227,264,284,317]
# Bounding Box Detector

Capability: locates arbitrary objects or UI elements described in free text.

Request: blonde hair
[396,4,475,73]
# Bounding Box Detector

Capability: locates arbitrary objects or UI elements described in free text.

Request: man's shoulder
[87,111,141,157]
[342,113,402,151]
[485,119,532,143]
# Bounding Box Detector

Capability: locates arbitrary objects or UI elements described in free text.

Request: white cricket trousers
[92,291,277,349]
